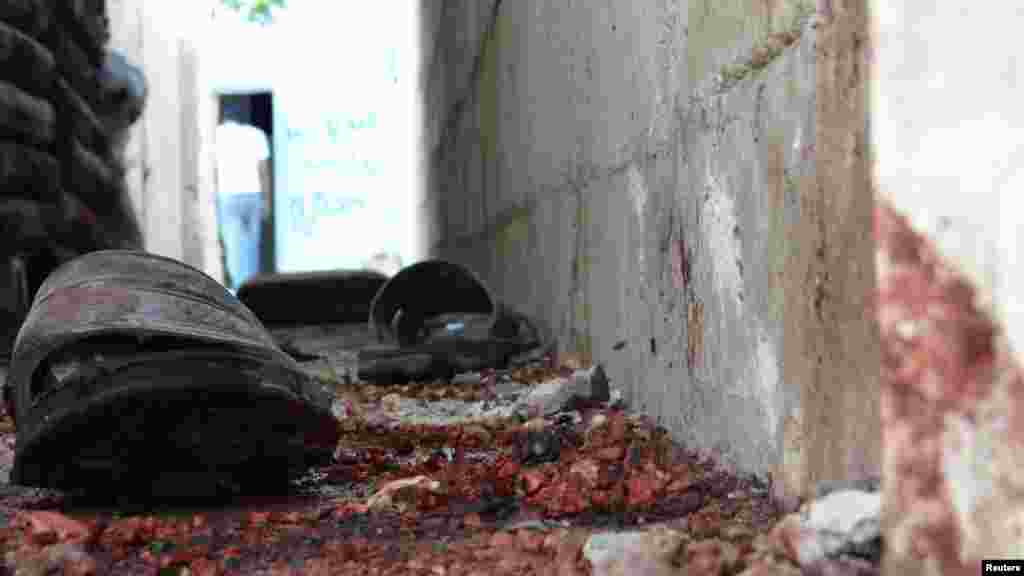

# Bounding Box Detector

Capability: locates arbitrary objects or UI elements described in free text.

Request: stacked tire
[0,0,142,362]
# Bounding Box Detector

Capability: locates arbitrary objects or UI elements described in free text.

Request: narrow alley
[1,1,1023,576]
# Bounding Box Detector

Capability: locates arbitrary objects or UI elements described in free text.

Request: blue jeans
[217,193,263,290]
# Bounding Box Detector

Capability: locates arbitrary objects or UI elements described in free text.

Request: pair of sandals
[236,260,542,384]
[1,251,543,501]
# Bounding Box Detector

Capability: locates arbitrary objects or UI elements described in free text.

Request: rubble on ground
[0,352,882,575]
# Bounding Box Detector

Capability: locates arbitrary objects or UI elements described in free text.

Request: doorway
[216,91,276,281]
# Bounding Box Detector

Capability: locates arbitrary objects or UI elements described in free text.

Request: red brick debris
[0,356,807,575]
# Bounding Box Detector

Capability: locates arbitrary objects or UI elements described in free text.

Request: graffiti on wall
[287,192,367,237]
[284,109,382,237]
[275,43,410,272]
[286,111,378,146]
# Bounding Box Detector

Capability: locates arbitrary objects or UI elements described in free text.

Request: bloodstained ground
[0,356,810,575]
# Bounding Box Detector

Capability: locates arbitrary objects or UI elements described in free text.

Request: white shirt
[215,121,270,196]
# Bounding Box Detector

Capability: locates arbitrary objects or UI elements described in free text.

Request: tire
[57,0,107,68]
[0,81,54,149]
[57,78,109,159]
[52,34,102,113]
[0,0,51,46]
[0,198,60,247]
[0,140,60,203]
[0,20,56,102]
[0,21,57,156]
[65,140,141,250]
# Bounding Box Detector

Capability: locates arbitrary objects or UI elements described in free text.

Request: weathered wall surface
[423,0,879,500]
[812,0,878,505]
[873,2,1024,574]
[107,1,216,277]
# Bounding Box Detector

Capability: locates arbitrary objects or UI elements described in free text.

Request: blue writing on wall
[288,193,367,237]
[288,112,378,145]
[276,40,408,272]
[303,158,380,177]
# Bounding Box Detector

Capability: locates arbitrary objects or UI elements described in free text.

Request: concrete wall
[422,0,879,501]
[107,0,216,278]
[873,3,1024,574]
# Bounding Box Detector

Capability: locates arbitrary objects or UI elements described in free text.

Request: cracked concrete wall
[422,0,879,501]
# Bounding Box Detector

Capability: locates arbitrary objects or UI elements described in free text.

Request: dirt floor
[0,355,812,575]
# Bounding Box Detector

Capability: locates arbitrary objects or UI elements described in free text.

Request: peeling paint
[702,168,745,311]
[495,207,531,263]
[764,134,790,327]
[626,164,648,278]
[477,1,506,208]
[573,194,592,360]
[627,164,648,223]
[750,323,780,438]
[778,412,806,502]
[687,297,704,370]
[670,237,690,290]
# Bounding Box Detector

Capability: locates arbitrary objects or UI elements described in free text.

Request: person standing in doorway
[214,99,271,291]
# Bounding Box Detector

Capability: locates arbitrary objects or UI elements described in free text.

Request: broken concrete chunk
[520,364,614,416]
[802,489,882,563]
[580,364,610,402]
[584,528,688,576]
[520,379,572,417]
[813,476,881,499]
[493,378,527,398]
[773,487,883,571]
[805,489,880,530]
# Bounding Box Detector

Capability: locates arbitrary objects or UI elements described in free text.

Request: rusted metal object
[5,250,339,500]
